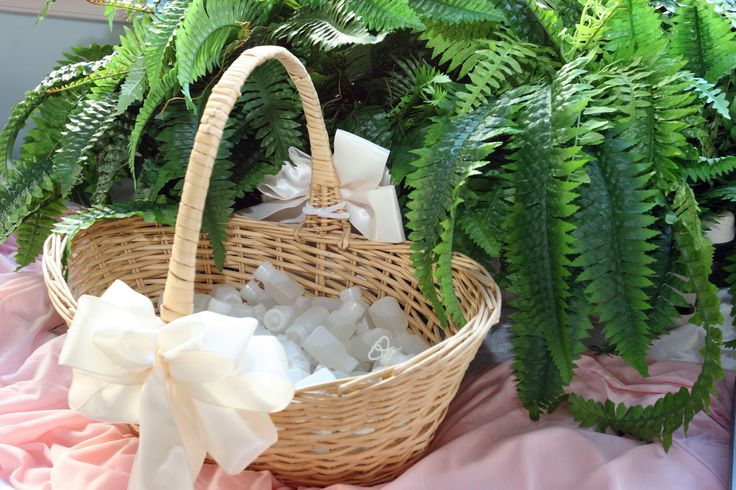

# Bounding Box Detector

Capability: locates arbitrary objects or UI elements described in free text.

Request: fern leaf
[93,117,133,203]
[20,92,78,163]
[573,126,657,376]
[0,57,111,169]
[647,226,689,337]
[51,88,119,195]
[117,57,148,114]
[237,61,305,163]
[54,201,177,239]
[604,0,668,61]
[0,158,54,240]
[144,0,192,87]
[276,1,385,51]
[569,183,723,450]
[455,33,556,115]
[685,156,736,183]
[419,21,495,78]
[176,0,260,101]
[407,0,504,24]
[406,102,513,325]
[458,188,507,259]
[14,199,66,268]
[506,58,605,399]
[350,0,424,30]
[128,67,179,172]
[686,76,731,120]
[670,0,736,83]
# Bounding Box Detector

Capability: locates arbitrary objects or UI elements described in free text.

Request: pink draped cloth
[0,238,731,489]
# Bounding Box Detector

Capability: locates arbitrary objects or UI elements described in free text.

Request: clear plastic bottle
[303,326,359,373]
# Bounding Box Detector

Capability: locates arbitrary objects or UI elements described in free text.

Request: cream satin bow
[58,281,294,490]
[241,129,406,243]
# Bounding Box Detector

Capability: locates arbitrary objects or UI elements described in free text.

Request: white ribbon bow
[58,281,294,490]
[241,129,406,243]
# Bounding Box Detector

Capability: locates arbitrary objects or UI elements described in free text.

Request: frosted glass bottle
[347,328,394,362]
[394,332,431,355]
[295,367,336,389]
[303,326,359,373]
[326,302,365,343]
[368,297,408,334]
[279,337,310,372]
[355,317,371,335]
[254,261,305,305]
[240,280,270,305]
[229,303,255,318]
[211,284,242,304]
[285,306,329,344]
[339,286,365,306]
[193,293,211,313]
[264,305,294,333]
[373,347,411,370]
[311,297,342,311]
[207,297,232,315]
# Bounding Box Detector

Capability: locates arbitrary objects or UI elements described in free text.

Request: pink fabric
[0,239,731,489]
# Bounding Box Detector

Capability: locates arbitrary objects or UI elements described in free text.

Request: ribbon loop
[59,280,294,490]
[241,129,405,243]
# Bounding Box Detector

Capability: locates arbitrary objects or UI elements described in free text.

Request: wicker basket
[42,46,501,487]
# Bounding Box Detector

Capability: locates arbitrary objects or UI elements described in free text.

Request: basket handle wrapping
[160,46,345,323]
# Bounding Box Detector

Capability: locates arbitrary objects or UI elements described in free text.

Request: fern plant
[3,0,736,449]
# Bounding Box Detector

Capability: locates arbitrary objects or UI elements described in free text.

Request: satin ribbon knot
[59,280,294,490]
[242,129,405,243]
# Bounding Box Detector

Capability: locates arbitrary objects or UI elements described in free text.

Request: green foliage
[275,1,385,50]
[238,61,305,163]
[144,0,192,87]
[646,227,689,337]
[52,89,120,195]
[0,158,54,241]
[670,0,736,83]
[117,57,148,113]
[350,0,424,30]
[14,200,66,268]
[176,0,260,101]
[605,0,668,61]
[407,0,504,24]
[686,76,732,120]
[573,127,657,375]
[685,156,736,183]
[406,103,513,324]
[419,21,496,78]
[54,201,177,239]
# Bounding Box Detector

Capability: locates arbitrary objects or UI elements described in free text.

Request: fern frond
[506,58,605,400]
[176,0,260,101]
[92,117,133,203]
[647,226,689,337]
[0,57,111,169]
[387,56,452,119]
[86,0,156,13]
[128,66,179,172]
[458,186,508,259]
[455,33,555,115]
[406,102,513,325]
[51,88,119,195]
[237,61,305,163]
[203,157,236,269]
[685,156,736,183]
[20,92,78,163]
[419,21,495,78]
[14,199,66,268]
[275,1,385,51]
[117,57,148,114]
[604,0,668,61]
[573,126,657,376]
[54,201,177,239]
[670,0,736,83]
[350,0,424,30]
[407,0,504,24]
[686,76,731,120]
[144,0,192,87]
[569,183,723,450]
[0,158,54,240]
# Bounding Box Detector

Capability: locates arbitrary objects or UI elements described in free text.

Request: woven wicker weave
[42,46,501,487]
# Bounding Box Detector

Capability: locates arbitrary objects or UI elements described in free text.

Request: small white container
[311,297,342,311]
[347,328,394,362]
[207,297,232,315]
[394,332,430,355]
[193,292,211,313]
[373,347,411,370]
[229,303,255,318]
[339,286,365,306]
[326,302,365,343]
[240,280,269,305]
[254,261,305,305]
[303,326,359,373]
[211,284,242,304]
[368,297,408,334]
[295,366,337,389]
[264,305,295,333]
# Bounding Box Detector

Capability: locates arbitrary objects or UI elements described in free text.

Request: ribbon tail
[128,370,205,490]
[239,196,308,223]
[346,186,405,243]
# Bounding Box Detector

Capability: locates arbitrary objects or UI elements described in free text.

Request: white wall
[0,10,123,155]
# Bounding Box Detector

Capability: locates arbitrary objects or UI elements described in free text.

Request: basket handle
[160,45,346,323]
